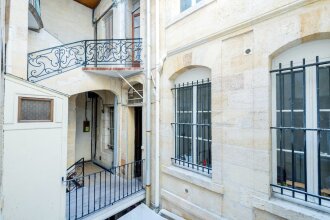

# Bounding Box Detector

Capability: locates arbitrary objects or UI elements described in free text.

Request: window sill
[171,158,212,176]
[166,0,216,29]
[162,165,224,195]
[271,184,330,209]
[253,196,330,219]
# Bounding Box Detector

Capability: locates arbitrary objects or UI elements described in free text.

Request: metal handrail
[27,38,142,55]
[67,157,85,172]
[64,159,145,220]
[29,0,41,16]
[64,160,144,182]
[66,158,85,192]
[27,38,143,82]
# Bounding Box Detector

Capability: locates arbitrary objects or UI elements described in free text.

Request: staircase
[27,38,143,82]
[64,160,145,220]
[66,158,85,192]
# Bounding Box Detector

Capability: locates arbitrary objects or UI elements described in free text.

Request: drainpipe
[145,0,152,207]
[154,0,160,210]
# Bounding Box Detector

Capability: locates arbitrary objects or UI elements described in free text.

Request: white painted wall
[41,0,93,43]
[0,0,5,215]
[2,75,68,220]
[28,29,62,52]
[75,93,92,162]
[6,0,28,79]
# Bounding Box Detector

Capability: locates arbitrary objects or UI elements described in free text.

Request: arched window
[128,83,143,105]
[172,67,212,175]
[271,39,330,208]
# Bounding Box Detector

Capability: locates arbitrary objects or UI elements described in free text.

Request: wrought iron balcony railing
[27,39,143,82]
[29,0,41,17]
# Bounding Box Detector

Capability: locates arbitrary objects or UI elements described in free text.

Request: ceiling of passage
[74,0,101,9]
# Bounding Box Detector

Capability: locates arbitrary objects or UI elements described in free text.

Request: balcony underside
[82,67,144,78]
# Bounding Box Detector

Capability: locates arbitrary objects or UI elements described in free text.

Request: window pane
[294,71,304,110]
[277,130,306,190]
[319,66,330,110]
[197,83,211,168]
[180,0,191,12]
[109,107,115,147]
[176,86,193,162]
[276,71,304,125]
[134,15,140,28]
[104,13,113,39]
[20,98,53,121]
[320,130,330,197]
[283,73,292,110]
[319,66,330,197]
[128,83,143,105]
[275,70,306,191]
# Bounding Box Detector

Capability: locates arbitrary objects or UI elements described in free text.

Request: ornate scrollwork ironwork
[27,39,143,82]
[85,39,142,67]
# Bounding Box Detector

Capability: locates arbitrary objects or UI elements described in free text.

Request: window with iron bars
[172,79,212,175]
[271,56,330,209]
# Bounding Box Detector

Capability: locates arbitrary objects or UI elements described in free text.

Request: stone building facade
[154,0,330,219]
[0,0,329,219]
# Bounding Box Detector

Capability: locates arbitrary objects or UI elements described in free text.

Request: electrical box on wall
[83,121,90,132]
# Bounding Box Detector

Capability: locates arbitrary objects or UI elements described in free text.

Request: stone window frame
[172,79,212,176]
[271,40,330,211]
[18,96,54,123]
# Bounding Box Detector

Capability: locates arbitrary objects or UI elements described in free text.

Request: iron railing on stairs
[29,0,41,17]
[64,159,144,220]
[27,38,143,82]
[67,158,85,192]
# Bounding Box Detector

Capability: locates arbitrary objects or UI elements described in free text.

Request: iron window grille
[270,56,330,208]
[171,79,212,175]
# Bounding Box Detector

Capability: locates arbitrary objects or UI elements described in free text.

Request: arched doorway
[74,90,118,170]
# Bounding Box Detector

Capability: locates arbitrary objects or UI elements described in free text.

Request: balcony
[27,38,143,82]
[28,0,43,31]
